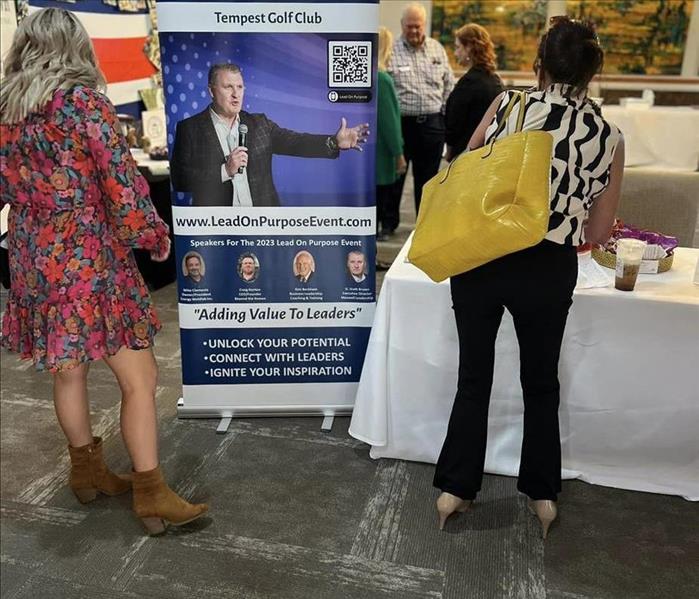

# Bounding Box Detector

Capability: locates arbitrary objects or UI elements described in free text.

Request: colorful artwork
[431,0,548,72]
[567,0,693,75]
[432,0,694,75]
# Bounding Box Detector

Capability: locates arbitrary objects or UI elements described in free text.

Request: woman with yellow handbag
[432,17,625,538]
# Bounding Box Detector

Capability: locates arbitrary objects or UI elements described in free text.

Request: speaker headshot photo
[170,63,370,207]
[346,250,370,287]
[182,251,206,288]
[292,250,316,285]
[237,252,260,283]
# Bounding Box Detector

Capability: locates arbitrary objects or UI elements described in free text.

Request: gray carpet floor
[2,174,698,598]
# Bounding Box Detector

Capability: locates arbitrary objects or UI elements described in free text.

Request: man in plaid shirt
[386,2,454,228]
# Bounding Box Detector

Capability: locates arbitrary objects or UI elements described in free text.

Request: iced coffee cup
[615,238,647,291]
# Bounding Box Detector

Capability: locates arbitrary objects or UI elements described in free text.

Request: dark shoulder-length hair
[534,16,603,97]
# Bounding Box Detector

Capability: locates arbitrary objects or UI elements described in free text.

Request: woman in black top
[444,24,503,161]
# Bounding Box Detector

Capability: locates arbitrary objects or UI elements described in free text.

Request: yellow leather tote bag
[408,91,553,282]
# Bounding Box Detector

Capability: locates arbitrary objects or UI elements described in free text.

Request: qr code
[328,41,372,89]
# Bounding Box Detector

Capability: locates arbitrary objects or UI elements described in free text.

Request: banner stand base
[320,414,334,432]
[176,398,350,434]
[216,415,233,434]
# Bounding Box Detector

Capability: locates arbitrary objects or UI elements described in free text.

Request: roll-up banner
[156,0,379,417]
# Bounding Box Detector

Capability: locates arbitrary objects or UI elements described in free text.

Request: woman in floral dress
[0,7,207,535]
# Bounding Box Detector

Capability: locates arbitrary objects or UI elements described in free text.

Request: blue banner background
[158,2,377,402]
[161,32,377,206]
[181,327,371,385]
[176,235,375,303]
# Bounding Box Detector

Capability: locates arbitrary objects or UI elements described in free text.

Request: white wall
[682,0,699,76]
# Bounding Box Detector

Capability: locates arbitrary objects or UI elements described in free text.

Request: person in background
[376,26,407,242]
[444,23,503,161]
[0,8,208,536]
[433,16,624,539]
[388,2,454,219]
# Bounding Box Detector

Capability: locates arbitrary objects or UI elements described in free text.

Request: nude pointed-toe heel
[436,492,472,531]
[528,499,557,539]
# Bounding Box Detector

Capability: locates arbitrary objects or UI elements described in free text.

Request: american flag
[28,0,158,116]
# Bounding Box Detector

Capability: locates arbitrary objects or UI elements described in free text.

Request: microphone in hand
[238,124,248,174]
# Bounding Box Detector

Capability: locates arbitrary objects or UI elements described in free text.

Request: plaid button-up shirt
[387,36,454,117]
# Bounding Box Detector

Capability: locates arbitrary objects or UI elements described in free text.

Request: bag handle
[489,91,523,140]
[481,90,526,158]
[439,91,527,184]
[514,90,527,133]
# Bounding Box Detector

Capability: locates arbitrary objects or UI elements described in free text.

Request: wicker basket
[591,247,674,274]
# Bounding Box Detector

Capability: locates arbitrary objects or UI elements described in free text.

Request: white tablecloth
[602,105,699,171]
[349,241,699,500]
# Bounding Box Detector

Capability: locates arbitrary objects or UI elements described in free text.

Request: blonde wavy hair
[455,23,497,73]
[378,27,394,72]
[0,7,106,124]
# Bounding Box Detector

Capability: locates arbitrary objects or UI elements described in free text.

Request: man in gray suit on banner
[171,63,369,207]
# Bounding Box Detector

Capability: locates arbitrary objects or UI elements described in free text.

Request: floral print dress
[0,86,170,372]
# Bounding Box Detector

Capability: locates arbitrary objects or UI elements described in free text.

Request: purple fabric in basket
[608,223,679,254]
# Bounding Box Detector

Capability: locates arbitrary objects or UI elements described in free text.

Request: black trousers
[393,114,445,218]
[376,183,400,233]
[433,240,578,501]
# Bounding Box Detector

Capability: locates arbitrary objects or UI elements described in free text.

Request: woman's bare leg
[53,363,93,447]
[103,347,159,472]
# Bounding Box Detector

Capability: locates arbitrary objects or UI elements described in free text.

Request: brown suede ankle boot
[68,436,131,503]
[132,466,208,535]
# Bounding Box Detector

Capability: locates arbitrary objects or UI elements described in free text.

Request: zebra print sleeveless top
[485,83,622,246]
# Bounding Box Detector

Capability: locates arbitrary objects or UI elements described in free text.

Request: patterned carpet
[2,174,698,598]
